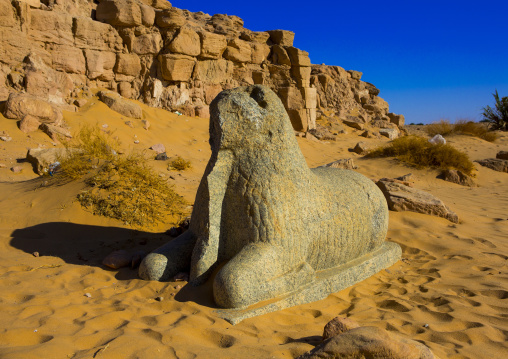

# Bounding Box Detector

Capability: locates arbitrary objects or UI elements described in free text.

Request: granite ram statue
[139,85,400,323]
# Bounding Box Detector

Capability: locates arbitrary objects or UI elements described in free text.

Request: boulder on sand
[98,91,142,119]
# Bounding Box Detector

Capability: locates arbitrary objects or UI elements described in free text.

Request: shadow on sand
[9,222,217,306]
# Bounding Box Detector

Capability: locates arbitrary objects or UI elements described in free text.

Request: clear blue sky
[171,0,508,124]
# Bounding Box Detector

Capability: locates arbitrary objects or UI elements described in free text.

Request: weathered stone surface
[376,180,459,223]
[286,47,311,67]
[140,0,171,10]
[223,39,251,63]
[4,93,63,124]
[26,147,67,175]
[19,115,41,133]
[29,9,74,46]
[115,53,141,76]
[322,317,360,340]
[440,169,476,187]
[51,45,86,74]
[388,112,405,127]
[240,31,270,43]
[343,117,365,130]
[118,82,132,98]
[99,90,142,118]
[475,158,508,173]
[270,45,291,66]
[84,50,116,80]
[496,151,508,160]
[291,65,311,87]
[40,123,72,141]
[128,32,162,54]
[199,31,227,59]
[0,0,16,28]
[347,70,363,80]
[299,326,437,359]
[155,7,185,28]
[140,85,399,321]
[319,158,357,170]
[204,84,222,104]
[250,43,270,65]
[267,30,295,46]
[158,54,195,82]
[74,17,123,51]
[169,27,201,57]
[96,0,142,27]
[352,142,369,155]
[278,86,304,110]
[379,128,399,140]
[140,4,155,26]
[194,59,232,84]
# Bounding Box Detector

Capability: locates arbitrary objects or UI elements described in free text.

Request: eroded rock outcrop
[0,0,403,135]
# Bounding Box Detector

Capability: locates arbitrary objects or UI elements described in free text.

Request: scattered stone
[155,152,168,161]
[33,252,40,257]
[0,164,6,168]
[99,91,142,119]
[102,250,131,269]
[361,130,379,139]
[3,93,63,125]
[440,169,476,187]
[496,151,508,160]
[376,179,459,223]
[142,119,150,130]
[175,285,183,290]
[322,316,360,341]
[379,128,399,140]
[173,272,189,282]
[10,166,22,173]
[84,293,92,298]
[134,140,140,144]
[475,158,508,173]
[74,99,87,107]
[319,158,357,170]
[298,326,437,359]
[395,173,415,182]
[342,117,365,130]
[125,121,134,128]
[155,296,163,302]
[150,143,166,153]
[429,134,446,145]
[352,142,369,155]
[0,135,12,142]
[387,113,405,127]
[308,126,337,141]
[40,123,72,141]
[26,148,69,175]
[131,251,146,269]
[19,115,42,134]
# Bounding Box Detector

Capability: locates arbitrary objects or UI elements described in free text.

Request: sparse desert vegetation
[59,126,185,227]
[367,136,476,176]
[425,119,497,142]
[169,156,192,171]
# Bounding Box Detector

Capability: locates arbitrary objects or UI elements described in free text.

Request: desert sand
[0,99,507,359]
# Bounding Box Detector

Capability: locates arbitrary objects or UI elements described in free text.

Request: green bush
[482,90,508,131]
[367,136,476,176]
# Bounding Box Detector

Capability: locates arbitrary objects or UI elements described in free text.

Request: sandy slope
[0,99,507,359]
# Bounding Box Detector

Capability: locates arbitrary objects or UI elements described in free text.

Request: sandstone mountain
[0,0,404,134]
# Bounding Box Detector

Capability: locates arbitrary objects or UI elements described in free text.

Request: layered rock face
[0,0,403,132]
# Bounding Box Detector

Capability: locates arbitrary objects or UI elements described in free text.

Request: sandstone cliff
[0,0,404,134]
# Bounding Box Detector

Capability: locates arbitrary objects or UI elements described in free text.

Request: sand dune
[0,100,507,358]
